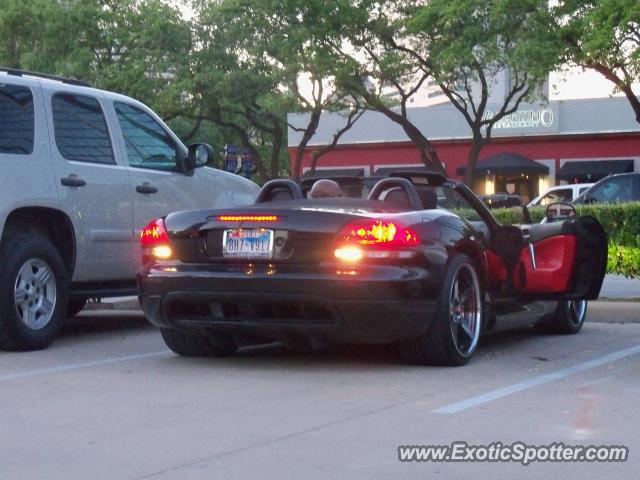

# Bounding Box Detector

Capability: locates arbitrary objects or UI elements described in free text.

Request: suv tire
[0,234,68,351]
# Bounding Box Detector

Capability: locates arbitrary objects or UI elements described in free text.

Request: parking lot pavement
[1,304,639,480]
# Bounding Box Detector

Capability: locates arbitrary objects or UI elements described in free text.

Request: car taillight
[140,218,172,263]
[334,219,420,262]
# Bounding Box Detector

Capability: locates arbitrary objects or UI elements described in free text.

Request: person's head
[309,179,342,199]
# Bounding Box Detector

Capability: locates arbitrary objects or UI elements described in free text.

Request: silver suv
[0,68,259,350]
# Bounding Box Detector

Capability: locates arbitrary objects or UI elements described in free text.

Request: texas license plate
[222,228,274,259]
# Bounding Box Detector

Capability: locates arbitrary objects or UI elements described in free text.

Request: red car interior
[514,235,577,293]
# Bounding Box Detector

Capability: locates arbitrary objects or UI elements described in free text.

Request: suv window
[52,94,114,164]
[114,102,178,171]
[587,175,634,203]
[539,188,572,206]
[0,84,34,155]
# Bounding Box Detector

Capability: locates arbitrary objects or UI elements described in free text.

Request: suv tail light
[334,219,420,263]
[140,218,172,263]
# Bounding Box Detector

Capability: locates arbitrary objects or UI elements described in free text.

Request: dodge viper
[137,172,607,366]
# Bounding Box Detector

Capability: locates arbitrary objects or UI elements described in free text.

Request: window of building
[114,102,178,171]
[0,84,34,155]
[52,94,114,164]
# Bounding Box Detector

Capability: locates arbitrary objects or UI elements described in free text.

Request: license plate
[222,228,274,259]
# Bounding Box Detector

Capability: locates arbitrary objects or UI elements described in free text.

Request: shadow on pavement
[60,311,152,339]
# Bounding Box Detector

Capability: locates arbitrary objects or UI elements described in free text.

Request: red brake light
[140,218,169,246]
[338,219,420,247]
[140,218,172,263]
[334,219,420,263]
[217,215,280,222]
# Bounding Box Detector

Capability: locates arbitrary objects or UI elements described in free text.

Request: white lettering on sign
[484,108,554,129]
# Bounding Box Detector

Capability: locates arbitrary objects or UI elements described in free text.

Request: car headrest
[381,187,411,208]
[417,187,438,209]
[269,188,295,201]
[255,179,303,203]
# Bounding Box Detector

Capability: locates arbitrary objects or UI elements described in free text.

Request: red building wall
[290,133,640,180]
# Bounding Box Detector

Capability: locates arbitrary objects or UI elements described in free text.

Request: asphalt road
[1,303,639,480]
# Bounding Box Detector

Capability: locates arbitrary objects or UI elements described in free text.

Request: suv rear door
[43,88,134,282]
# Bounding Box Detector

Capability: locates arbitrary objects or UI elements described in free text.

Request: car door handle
[60,175,86,187]
[136,183,158,194]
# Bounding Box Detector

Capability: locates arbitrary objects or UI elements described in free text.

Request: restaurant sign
[482,103,559,136]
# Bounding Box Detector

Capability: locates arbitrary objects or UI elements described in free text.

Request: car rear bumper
[138,262,440,344]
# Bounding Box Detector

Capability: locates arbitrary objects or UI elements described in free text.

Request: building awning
[557,159,634,181]
[301,168,364,179]
[374,166,435,176]
[456,152,549,176]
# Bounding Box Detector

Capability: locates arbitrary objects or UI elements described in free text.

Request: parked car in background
[573,173,640,204]
[0,68,259,351]
[479,193,523,209]
[528,183,594,208]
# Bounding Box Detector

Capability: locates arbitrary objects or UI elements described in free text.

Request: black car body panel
[138,173,608,347]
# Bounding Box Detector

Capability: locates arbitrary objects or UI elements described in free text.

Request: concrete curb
[587,301,640,324]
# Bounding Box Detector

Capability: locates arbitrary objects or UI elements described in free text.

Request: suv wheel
[0,234,68,351]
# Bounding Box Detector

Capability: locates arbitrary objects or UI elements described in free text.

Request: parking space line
[0,350,171,382]
[432,344,640,414]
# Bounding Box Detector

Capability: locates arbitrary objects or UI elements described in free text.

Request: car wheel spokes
[449,264,481,357]
[14,258,57,331]
[568,299,586,326]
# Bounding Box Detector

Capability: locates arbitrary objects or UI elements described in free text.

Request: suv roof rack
[0,67,90,87]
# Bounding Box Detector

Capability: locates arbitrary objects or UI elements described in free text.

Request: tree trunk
[270,133,283,179]
[292,108,322,180]
[464,133,484,189]
[585,62,640,124]
[375,104,445,174]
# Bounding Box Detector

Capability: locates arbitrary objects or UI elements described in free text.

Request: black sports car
[137,172,607,366]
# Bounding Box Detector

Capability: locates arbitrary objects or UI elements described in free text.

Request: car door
[44,89,134,282]
[107,100,220,276]
[450,183,607,300]
[506,216,607,300]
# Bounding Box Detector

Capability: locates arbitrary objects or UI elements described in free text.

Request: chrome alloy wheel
[14,258,57,330]
[567,299,587,327]
[448,263,482,357]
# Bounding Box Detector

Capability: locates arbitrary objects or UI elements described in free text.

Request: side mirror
[187,143,213,169]
[545,202,576,222]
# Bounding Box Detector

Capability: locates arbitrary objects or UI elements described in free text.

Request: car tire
[161,329,238,357]
[0,234,68,351]
[66,298,87,318]
[400,254,483,366]
[536,300,587,335]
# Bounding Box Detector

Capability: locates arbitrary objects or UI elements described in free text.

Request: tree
[556,0,640,123]
[324,0,446,174]
[0,0,205,141]
[405,0,559,186]
[191,0,293,181]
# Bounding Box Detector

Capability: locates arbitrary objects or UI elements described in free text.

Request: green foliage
[492,202,640,277]
[556,0,640,85]
[608,244,640,279]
